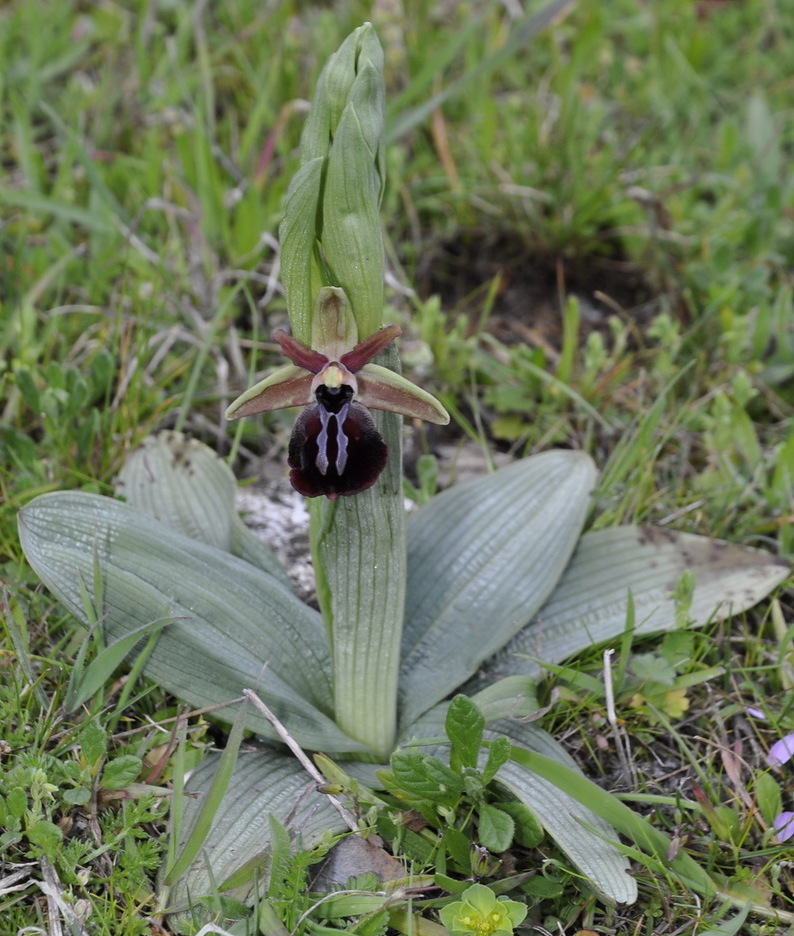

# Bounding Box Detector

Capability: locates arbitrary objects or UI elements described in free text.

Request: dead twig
[242,688,359,833]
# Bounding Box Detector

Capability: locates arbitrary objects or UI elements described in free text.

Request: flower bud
[280,24,386,344]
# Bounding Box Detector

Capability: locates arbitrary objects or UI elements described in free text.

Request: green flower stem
[311,397,404,760]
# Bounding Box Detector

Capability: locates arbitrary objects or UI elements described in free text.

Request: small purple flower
[766,732,794,768]
[773,811,794,842]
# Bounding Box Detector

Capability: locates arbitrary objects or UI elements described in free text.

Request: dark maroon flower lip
[288,399,388,499]
[279,327,398,498]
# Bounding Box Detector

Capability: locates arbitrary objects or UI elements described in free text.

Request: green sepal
[225,364,313,420]
[358,363,449,424]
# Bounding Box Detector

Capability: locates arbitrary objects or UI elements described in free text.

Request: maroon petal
[273,329,329,373]
[288,402,388,499]
[339,324,402,372]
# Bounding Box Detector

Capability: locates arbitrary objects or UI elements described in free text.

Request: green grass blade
[595,362,696,514]
[2,590,50,710]
[508,745,716,895]
[166,719,188,878]
[65,616,174,711]
[386,0,575,141]
[164,697,248,886]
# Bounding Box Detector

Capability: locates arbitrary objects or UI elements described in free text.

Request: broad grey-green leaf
[116,431,234,549]
[490,525,791,679]
[400,451,596,727]
[164,749,344,916]
[508,742,715,898]
[116,431,289,585]
[398,703,635,904]
[488,719,636,904]
[18,492,366,753]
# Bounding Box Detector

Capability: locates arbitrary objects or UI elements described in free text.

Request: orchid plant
[17,25,791,935]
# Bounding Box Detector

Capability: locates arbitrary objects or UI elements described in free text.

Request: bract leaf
[116,431,289,585]
[311,287,361,361]
[18,492,366,753]
[400,451,596,727]
[490,525,791,679]
[164,748,344,916]
[281,25,386,342]
[279,158,325,345]
[319,47,386,340]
